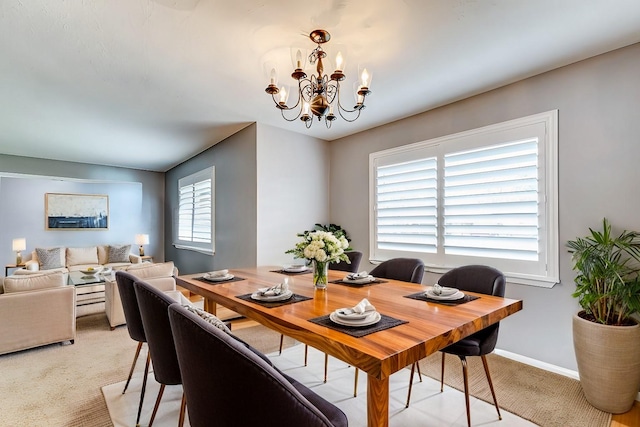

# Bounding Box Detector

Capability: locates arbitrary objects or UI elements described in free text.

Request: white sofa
[0,271,76,355]
[104,261,183,330]
[23,245,142,275]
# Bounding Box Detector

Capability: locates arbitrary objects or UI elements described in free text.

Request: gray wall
[256,123,330,266]
[0,154,165,272]
[164,124,258,273]
[329,42,640,371]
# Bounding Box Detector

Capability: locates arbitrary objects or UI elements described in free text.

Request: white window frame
[369,110,559,288]
[173,166,215,255]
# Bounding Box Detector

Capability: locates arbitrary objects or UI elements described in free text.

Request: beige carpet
[1,310,612,427]
[418,353,612,427]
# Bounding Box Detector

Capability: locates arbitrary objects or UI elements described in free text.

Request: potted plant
[567,218,640,413]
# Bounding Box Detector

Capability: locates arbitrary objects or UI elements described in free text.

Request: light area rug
[103,344,536,427]
[418,352,612,427]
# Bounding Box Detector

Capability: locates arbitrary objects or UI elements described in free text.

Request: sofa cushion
[66,246,99,266]
[126,261,175,279]
[108,245,131,263]
[97,245,109,265]
[3,272,66,293]
[35,247,65,270]
[182,304,232,334]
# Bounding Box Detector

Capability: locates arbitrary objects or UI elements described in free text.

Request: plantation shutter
[375,157,438,253]
[443,140,539,261]
[175,166,215,254]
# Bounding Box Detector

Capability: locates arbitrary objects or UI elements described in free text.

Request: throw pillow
[182,305,232,334]
[108,245,131,263]
[66,246,99,266]
[35,247,64,270]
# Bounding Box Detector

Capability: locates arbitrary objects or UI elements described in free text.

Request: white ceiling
[1,1,639,172]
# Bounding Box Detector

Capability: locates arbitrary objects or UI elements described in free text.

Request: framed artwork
[45,193,109,230]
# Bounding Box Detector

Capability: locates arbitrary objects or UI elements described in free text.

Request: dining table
[176,266,523,427]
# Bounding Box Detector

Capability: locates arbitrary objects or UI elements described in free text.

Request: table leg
[204,297,217,316]
[367,374,389,427]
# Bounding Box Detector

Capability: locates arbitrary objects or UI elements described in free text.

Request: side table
[140,256,153,263]
[5,264,25,276]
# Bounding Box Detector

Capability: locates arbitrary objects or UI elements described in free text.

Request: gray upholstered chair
[369,257,425,284]
[115,270,150,427]
[329,251,363,273]
[134,280,186,427]
[406,265,506,427]
[168,303,349,427]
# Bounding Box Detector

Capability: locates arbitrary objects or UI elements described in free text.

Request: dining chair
[115,270,151,427]
[279,250,363,380]
[405,264,505,427]
[329,250,363,273]
[168,303,349,427]
[134,280,187,427]
[369,257,425,284]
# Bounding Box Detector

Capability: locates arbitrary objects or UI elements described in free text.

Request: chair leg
[481,355,502,420]
[123,341,143,394]
[278,334,284,355]
[405,362,417,408]
[148,384,166,427]
[353,368,359,397]
[323,353,329,383]
[459,356,471,427]
[135,351,151,427]
[178,392,187,427]
[440,352,446,392]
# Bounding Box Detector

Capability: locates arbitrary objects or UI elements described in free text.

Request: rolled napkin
[204,269,229,279]
[431,283,459,296]
[346,271,369,280]
[257,281,289,296]
[336,298,376,316]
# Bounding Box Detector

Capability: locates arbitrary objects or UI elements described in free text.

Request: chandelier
[265,29,372,129]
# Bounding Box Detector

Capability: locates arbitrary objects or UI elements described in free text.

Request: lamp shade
[135,234,149,245]
[12,238,26,252]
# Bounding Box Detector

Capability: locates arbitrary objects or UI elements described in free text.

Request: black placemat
[329,279,388,288]
[308,313,408,338]
[236,293,312,308]
[270,269,312,276]
[195,276,246,285]
[403,291,480,306]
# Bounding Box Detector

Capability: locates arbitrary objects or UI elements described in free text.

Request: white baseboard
[494,348,579,380]
[495,348,640,401]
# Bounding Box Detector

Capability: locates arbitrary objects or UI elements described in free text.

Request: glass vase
[313,260,329,289]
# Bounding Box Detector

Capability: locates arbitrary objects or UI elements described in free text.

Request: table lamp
[12,238,26,265]
[135,234,149,256]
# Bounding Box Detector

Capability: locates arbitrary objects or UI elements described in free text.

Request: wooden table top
[177,266,523,381]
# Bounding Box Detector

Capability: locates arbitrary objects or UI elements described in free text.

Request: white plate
[284,266,309,273]
[251,290,293,302]
[425,290,465,300]
[334,309,371,320]
[330,311,381,327]
[79,268,101,275]
[342,276,376,284]
[428,286,459,296]
[204,274,235,282]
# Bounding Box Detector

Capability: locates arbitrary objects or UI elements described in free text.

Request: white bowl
[80,267,102,275]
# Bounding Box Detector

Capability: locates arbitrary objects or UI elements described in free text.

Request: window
[370,111,558,287]
[174,166,215,255]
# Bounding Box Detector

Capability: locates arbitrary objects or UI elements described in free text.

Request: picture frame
[45,193,109,230]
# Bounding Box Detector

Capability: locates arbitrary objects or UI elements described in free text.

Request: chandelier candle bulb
[335,51,344,72]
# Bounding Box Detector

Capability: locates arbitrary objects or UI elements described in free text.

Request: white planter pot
[573,311,640,413]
